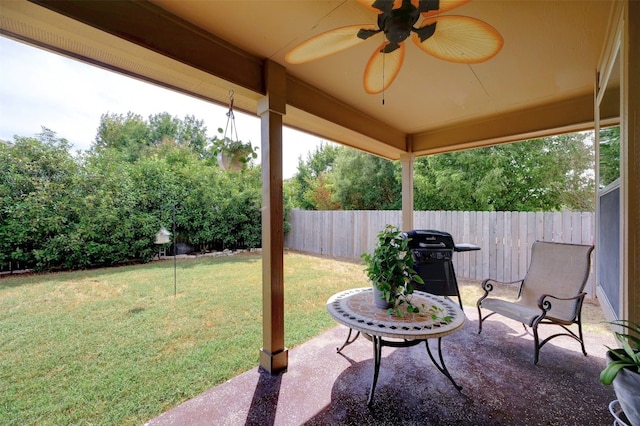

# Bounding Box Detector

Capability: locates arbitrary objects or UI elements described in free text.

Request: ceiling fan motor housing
[377,0,440,50]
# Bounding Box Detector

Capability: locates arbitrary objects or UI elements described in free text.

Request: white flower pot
[372,283,393,309]
[217,151,243,171]
[607,350,640,426]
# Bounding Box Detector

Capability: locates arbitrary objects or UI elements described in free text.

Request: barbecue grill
[404,230,480,308]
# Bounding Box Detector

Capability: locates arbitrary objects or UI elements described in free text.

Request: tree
[0,128,80,269]
[291,142,342,210]
[290,144,402,210]
[1,115,268,272]
[93,112,150,161]
[93,112,209,161]
[289,132,594,212]
[598,125,620,188]
[332,150,401,210]
[148,112,208,156]
[148,112,180,145]
[414,133,594,211]
[179,114,209,155]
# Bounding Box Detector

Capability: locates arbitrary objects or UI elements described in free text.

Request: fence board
[481,211,491,279]
[466,211,476,278]
[284,210,596,296]
[519,212,530,279]
[562,212,572,244]
[510,212,519,280]
[496,212,504,282]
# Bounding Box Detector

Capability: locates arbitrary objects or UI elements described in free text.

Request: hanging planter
[214,136,257,171]
[217,150,243,172]
[212,90,258,172]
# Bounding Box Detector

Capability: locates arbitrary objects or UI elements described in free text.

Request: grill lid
[404,230,455,250]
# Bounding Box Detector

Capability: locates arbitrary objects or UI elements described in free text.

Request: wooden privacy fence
[285,210,596,296]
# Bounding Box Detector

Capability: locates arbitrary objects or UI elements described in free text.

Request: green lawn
[0,252,609,425]
[0,252,365,425]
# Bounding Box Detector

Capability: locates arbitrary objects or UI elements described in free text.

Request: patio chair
[476,241,594,364]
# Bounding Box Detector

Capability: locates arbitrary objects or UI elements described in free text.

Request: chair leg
[577,320,587,357]
[533,324,541,365]
[476,309,498,334]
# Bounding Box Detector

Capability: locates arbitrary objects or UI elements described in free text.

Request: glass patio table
[326,287,465,405]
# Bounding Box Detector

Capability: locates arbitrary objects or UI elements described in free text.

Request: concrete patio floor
[145,304,618,426]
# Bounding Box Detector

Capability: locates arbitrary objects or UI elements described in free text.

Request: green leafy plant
[361,224,425,316]
[426,303,453,323]
[600,319,640,385]
[211,128,258,168]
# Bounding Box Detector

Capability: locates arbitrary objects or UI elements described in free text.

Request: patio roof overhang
[0,0,616,158]
[1,0,637,376]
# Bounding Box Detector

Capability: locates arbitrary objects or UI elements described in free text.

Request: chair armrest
[481,278,524,293]
[537,292,586,308]
[477,278,524,305]
[537,292,587,319]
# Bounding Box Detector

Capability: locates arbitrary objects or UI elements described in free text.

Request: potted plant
[361,224,425,316]
[600,319,640,425]
[211,128,258,171]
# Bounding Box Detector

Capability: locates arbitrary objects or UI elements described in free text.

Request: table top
[327,287,465,340]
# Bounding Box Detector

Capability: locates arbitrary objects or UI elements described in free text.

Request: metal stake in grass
[172,204,176,297]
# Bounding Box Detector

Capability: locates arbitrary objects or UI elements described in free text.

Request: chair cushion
[480,298,542,326]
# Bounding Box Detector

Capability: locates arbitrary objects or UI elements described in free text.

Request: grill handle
[417,242,446,248]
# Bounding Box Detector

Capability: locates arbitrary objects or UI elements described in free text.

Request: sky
[0,36,327,178]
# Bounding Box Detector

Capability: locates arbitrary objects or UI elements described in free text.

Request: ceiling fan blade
[358,28,383,40]
[286,25,376,64]
[421,0,471,17]
[357,0,403,13]
[411,16,503,63]
[363,42,405,94]
[371,0,397,13]
[416,0,440,14]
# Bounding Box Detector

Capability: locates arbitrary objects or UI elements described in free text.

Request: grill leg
[449,263,463,309]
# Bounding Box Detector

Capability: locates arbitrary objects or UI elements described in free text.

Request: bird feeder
[155,227,171,245]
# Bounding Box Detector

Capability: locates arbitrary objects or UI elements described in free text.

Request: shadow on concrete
[146,306,618,426]
[245,368,282,426]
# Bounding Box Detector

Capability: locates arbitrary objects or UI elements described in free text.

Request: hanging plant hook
[215,89,257,171]
[224,89,238,143]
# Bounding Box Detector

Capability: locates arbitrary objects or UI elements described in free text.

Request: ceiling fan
[285,0,503,95]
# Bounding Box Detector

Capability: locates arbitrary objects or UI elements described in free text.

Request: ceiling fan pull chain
[382,37,386,105]
[382,54,385,105]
